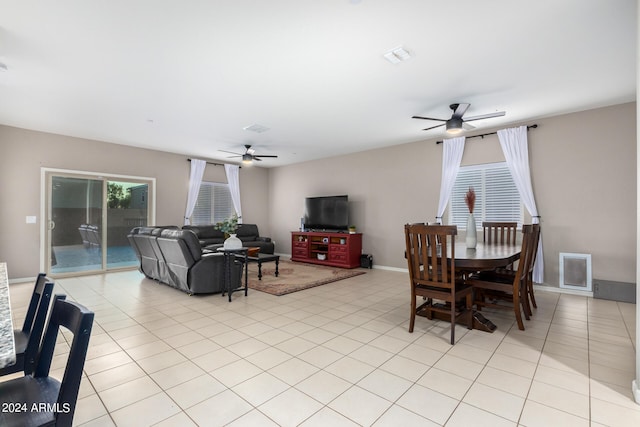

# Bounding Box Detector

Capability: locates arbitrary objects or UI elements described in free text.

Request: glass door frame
[41,167,156,277]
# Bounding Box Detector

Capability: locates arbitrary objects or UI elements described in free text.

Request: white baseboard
[533,284,594,298]
[372,265,407,273]
[633,380,640,404]
[9,277,36,285]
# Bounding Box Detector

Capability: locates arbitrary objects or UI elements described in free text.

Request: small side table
[217,248,248,302]
[243,253,280,280]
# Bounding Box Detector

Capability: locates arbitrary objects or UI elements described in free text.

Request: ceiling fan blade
[253,157,262,161]
[219,149,243,155]
[226,155,242,158]
[451,103,470,119]
[463,111,506,122]
[254,154,278,158]
[422,123,445,131]
[462,122,476,130]
[412,115,447,122]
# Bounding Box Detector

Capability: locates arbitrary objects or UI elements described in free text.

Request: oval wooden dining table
[454,242,521,271]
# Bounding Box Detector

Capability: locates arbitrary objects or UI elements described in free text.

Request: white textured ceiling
[0,0,636,167]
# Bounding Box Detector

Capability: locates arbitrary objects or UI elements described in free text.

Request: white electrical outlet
[26,216,37,224]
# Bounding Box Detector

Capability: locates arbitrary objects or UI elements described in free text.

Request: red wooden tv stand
[291,231,362,268]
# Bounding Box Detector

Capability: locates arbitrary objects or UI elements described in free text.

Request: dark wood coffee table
[237,253,280,280]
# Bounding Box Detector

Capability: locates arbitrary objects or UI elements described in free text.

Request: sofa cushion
[183,225,225,246]
[236,224,259,242]
[160,229,202,261]
[183,225,225,239]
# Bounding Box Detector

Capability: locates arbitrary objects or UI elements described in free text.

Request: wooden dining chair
[467,225,536,330]
[477,224,541,319]
[404,224,473,345]
[522,224,541,314]
[482,222,518,245]
[0,273,54,377]
[482,221,518,271]
[0,297,94,427]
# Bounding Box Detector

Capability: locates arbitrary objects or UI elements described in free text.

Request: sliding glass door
[45,170,154,276]
[106,181,149,269]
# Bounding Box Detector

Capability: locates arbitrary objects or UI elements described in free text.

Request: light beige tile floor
[4,267,639,426]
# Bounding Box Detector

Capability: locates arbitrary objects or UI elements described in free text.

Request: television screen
[303,195,349,231]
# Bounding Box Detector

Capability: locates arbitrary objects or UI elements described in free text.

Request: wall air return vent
[559,252,592,292]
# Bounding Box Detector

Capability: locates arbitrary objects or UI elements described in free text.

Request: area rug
[246,259,366,296]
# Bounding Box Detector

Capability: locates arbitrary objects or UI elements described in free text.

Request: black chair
[0,298,94,427]
[0,273,54,376]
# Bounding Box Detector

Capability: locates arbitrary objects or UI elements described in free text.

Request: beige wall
[269,102,637,286]
[0,126,269,279]
[1,102,635,286]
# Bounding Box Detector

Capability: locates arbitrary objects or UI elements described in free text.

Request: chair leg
[409,293,416,333]
[475,289,484,311]
[528,275,537,309]
[450,308,455,345]
[466,294,473,330]
[520,282,531,320]
[513,286,525,331]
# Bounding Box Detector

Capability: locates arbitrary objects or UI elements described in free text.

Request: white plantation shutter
[449,163,522,229]
[450,168,482,228]
[192,182,235,225]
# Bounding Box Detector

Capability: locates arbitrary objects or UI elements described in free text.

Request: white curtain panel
[436,136,466,223]
[498,125,544,283]
[184,159,207,225]
[224,164,243,223]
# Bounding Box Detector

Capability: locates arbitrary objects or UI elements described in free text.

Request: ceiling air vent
[383,46,411,64]
[243,124,270,133]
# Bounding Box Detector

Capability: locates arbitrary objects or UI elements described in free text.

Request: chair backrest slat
[23,275,54,374]
[405,224,457,290]
[22,273,47,333]
[482,221,517,245]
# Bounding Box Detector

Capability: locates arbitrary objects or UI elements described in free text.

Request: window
[192,182,235,225]
[449,162,522,229]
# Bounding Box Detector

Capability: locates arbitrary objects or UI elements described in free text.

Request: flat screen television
[303,195,349,231]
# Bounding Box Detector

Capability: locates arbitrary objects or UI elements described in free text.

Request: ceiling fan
[219,144,278,164]
[412,103,506,134]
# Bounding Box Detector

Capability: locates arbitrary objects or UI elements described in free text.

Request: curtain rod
[187,158,241,168]
[436,124,538,145]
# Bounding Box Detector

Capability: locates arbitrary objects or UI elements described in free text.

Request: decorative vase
[223,233,242,250]
[466,213,477,249]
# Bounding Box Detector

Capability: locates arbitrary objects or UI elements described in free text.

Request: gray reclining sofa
[128,226,242,295]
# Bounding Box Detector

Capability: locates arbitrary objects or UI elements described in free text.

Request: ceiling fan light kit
[446,117,463,134]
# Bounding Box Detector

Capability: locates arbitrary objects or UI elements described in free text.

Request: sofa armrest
[190,253,241,294]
